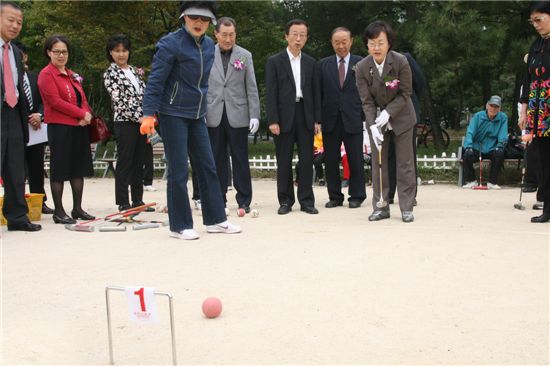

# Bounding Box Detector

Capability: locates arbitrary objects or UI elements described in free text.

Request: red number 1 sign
[124,286,159,324]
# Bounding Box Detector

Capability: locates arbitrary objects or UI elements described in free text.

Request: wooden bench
[97,145,117,178]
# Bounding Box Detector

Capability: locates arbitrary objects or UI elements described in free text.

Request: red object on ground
[202,297,223,318]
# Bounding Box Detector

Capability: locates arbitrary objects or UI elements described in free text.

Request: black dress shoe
[71,209,95,220]
[132,201,155,212]
[348,200,362,209]
[300,206,319,214]
[53,214,76,225]
[531,213,550,223]
[118,204,131,212]
[325,200,343,208]
[278,204,292,215]
[7,222,42,231]
[368,210,390,221]
[41,204,54,215]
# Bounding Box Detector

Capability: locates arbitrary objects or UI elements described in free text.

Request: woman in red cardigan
[38,35,95,224]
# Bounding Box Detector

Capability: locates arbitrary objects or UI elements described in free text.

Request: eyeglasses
[51,50,68,56]
[367,41,387,49]
[288,32,307,39]
[529,15,548,25]
[187,14,211,22]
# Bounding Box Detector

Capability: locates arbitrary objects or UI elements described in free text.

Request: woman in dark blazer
[103,34,150,212]
[38,35,95,224]
[355,21,417,223]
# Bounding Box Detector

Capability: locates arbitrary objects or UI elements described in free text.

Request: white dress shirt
[122,67,141,94]
[374,56,385,77]
[286,47,303,99]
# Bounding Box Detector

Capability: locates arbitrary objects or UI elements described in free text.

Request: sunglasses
[187,14,211,22]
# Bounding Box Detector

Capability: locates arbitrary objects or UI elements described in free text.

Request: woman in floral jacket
[103,34,150,212]
[38,35,95,224]
[520,1,550,223]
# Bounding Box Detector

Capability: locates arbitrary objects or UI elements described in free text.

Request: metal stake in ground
[473,141,488,190]
[514,141,529,210]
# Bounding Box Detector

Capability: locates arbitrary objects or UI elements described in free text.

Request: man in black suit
[13,41,54,215]
[0,2,41,231]
[317,27,366,209]
[265,19,321,215]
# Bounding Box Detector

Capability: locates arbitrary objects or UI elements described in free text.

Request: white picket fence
[249,152,459,171]
[48,152,459,177]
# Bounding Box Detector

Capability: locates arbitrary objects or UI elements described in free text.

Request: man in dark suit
[13,40,54,215]
[265,19,321,215]
[0,2,41,231]
[317,27,366,209]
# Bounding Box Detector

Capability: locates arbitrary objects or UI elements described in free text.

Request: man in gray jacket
[206,17,260,213]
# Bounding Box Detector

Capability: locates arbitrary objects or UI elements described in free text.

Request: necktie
[338,58,345,88]
[2,43,17,108]
[23,73,33,110]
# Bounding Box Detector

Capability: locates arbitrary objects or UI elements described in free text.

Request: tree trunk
[422,81,444,150]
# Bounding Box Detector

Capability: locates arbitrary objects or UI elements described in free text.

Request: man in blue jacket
[462,95,508,189]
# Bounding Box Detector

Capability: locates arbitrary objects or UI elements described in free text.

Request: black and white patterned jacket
[103,63,146,123]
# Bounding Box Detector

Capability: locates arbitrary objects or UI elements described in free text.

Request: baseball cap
[487,95,502,107]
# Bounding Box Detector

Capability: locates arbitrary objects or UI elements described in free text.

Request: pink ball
[237,208,245,217]
[202,297,223,318]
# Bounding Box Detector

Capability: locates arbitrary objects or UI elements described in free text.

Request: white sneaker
[487,183,501,190]
[193,199,202,210]
[170,229,199,240]
[144,185,156,192]
[462,181,477,189]
[206,220,241,234]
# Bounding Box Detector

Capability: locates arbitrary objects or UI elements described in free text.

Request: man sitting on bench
[462,95,508,189]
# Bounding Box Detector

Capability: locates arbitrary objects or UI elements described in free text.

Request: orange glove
[140,116,156,135]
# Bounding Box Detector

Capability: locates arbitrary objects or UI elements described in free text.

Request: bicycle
[415,118,450,148]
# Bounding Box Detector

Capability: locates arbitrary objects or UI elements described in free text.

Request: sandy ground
[1,178,549,365]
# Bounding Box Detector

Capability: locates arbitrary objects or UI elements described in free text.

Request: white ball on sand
[251,209,259,218]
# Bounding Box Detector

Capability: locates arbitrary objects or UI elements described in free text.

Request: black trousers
[143,142,153,186]
[463,148,504,184]
[113,122,146,206]
[389,127,418,200]
[274,101,314,208]
[323,114,366,203]
[525,140,544,202]
[26,142,48,202]
[208,107,252,207]
[1,103,29,225]
[532,138,550,213]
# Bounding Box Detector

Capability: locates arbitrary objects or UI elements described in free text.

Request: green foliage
[17,0,534,142]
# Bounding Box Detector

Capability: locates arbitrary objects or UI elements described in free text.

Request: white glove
[369,125,384,149]
[249,118,259,134]
[375,110,390,128]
